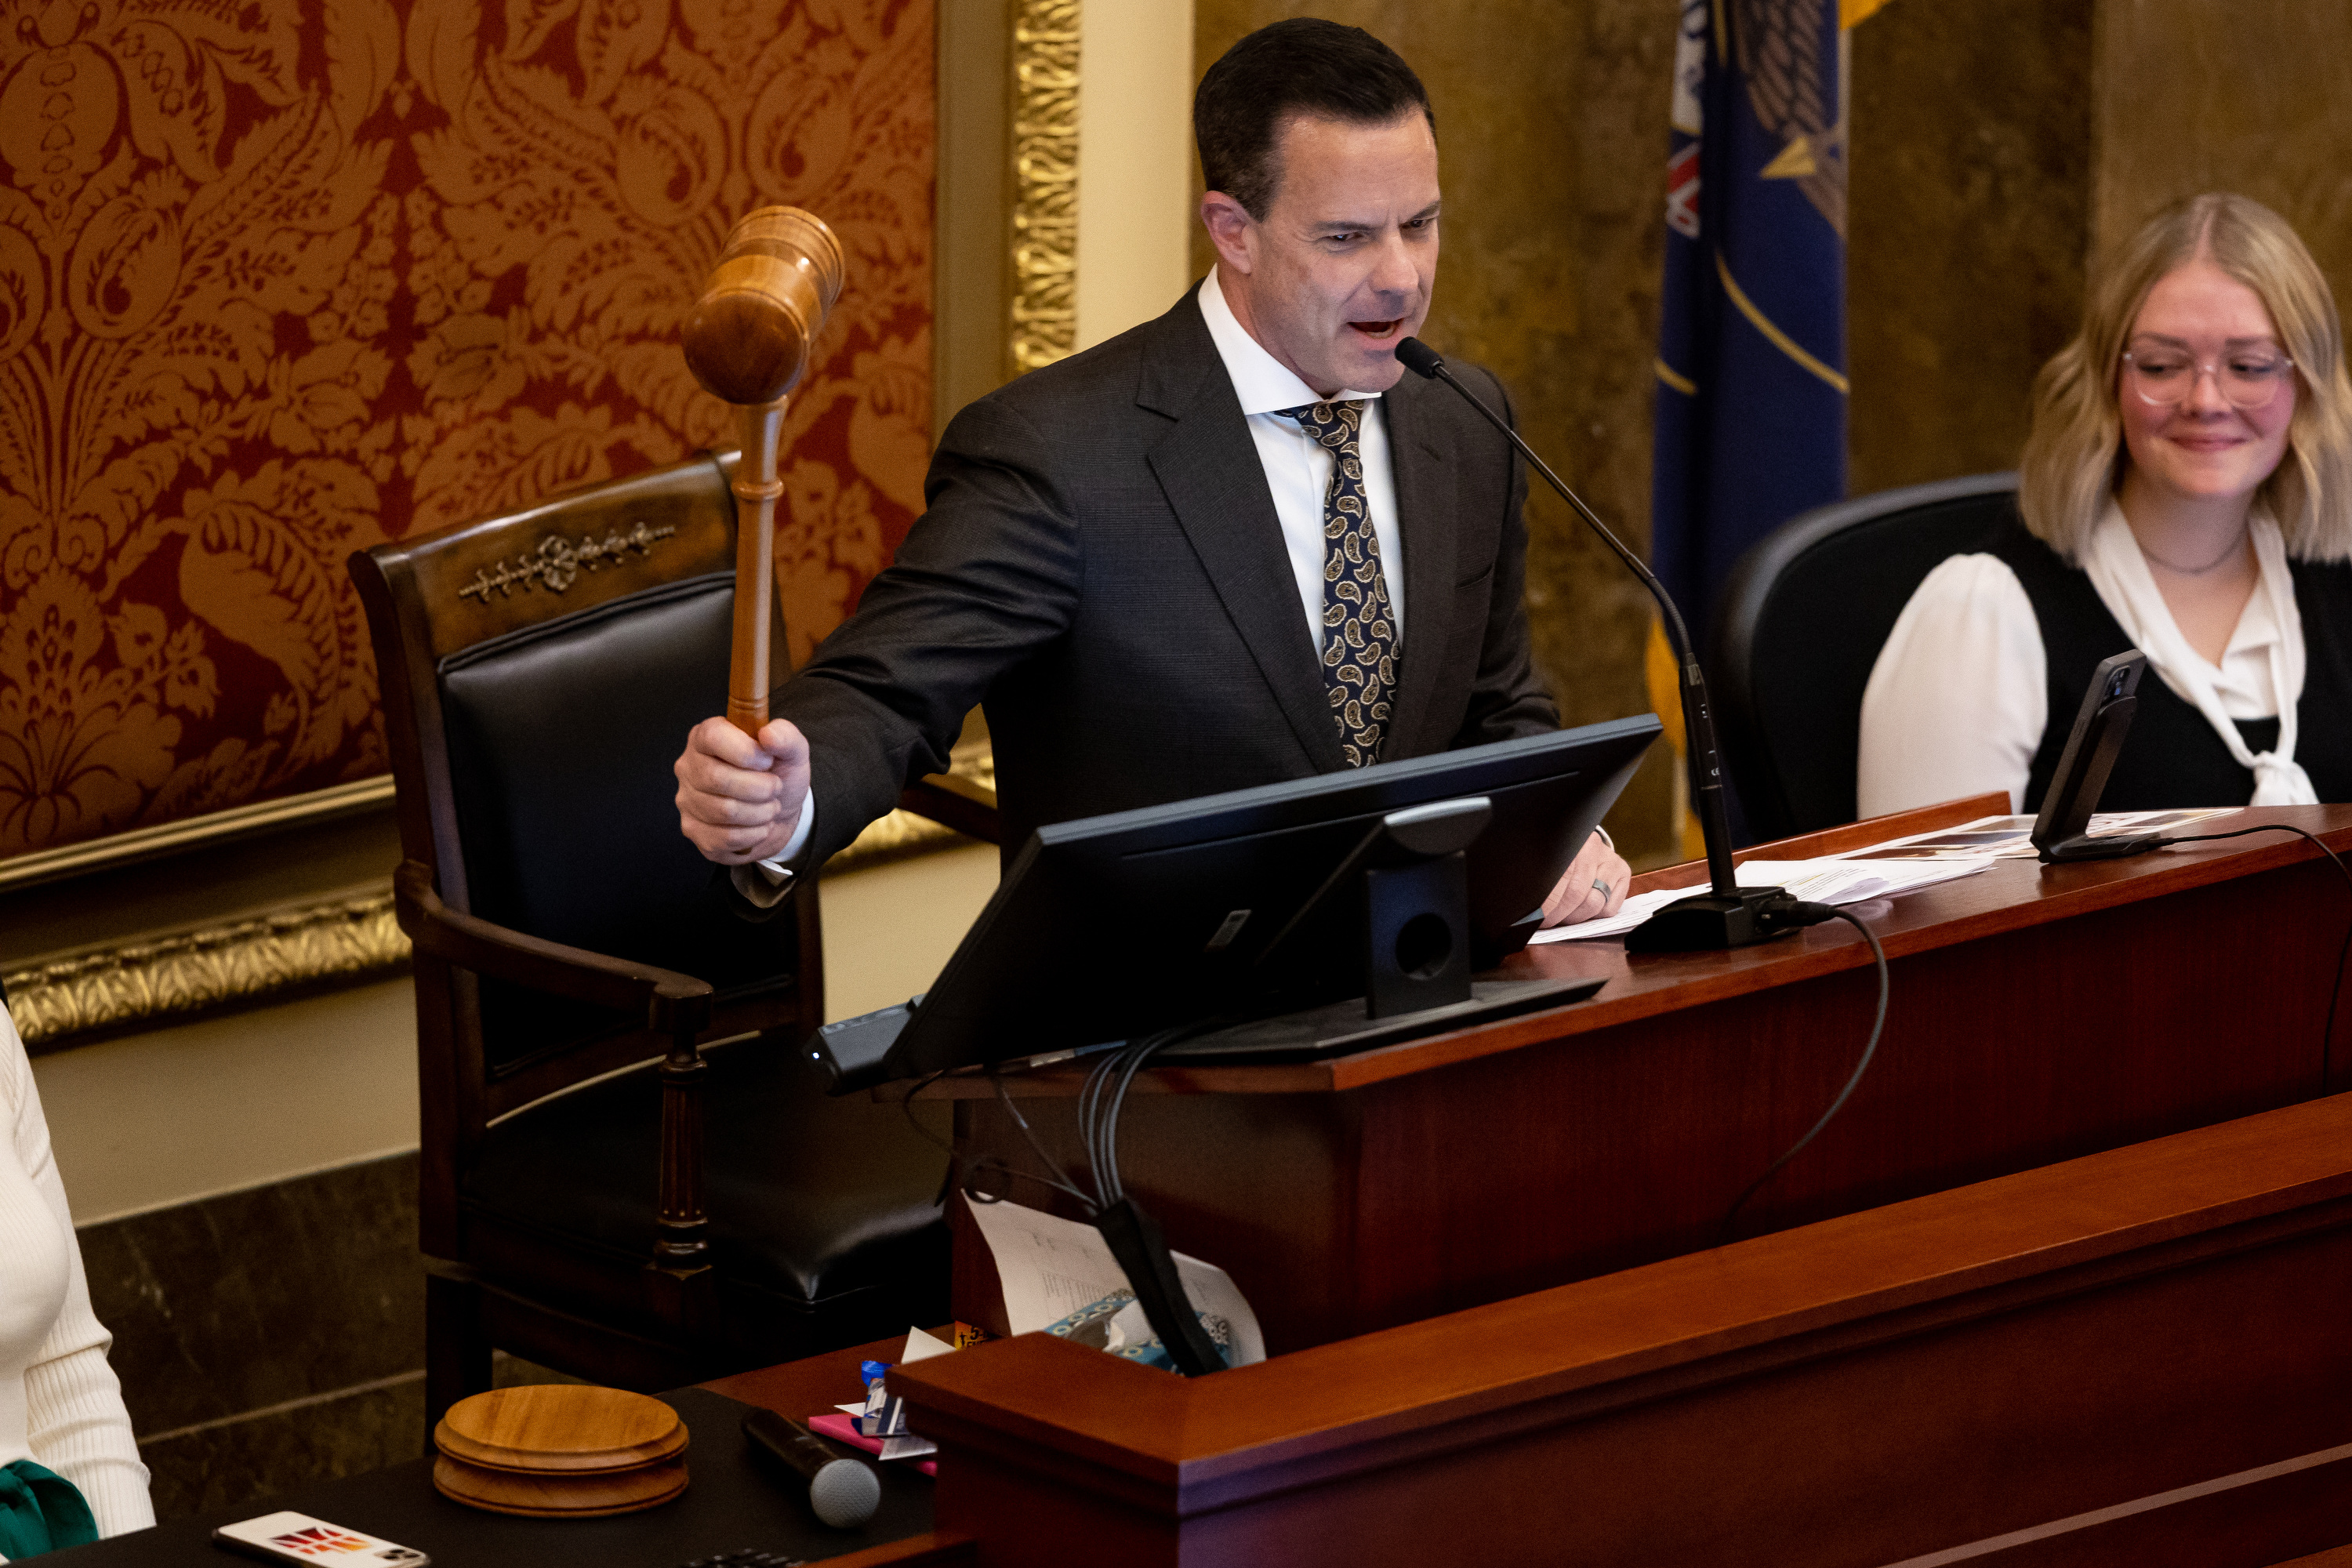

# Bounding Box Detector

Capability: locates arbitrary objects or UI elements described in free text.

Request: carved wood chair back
[349,448,819,1235]
[350,452,949,1424]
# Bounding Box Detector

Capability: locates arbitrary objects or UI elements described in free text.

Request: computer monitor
[819,714,1661,1089]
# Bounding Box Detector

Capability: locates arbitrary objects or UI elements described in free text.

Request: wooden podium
[932,798,2352,1356]
[863,1088,2352,1567]
[752,799,2352,1566]
[703,802,2352,1565]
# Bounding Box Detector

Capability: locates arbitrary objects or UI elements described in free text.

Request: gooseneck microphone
[1395,336,1799,950]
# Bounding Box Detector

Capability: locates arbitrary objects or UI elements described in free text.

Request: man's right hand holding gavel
[673,715,813,867]
[673,205,840,875]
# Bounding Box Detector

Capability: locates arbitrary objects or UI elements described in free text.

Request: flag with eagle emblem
[1651,0,1859,637]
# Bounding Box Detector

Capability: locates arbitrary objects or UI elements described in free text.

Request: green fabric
[0,1461,98,1559]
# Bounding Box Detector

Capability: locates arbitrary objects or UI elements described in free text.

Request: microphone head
[1395,336,1444,379]
[807,1456,882,1528]
[683,206,846,405]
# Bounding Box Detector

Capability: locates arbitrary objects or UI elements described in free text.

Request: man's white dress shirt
[1857,504,2314,815]
[1193,264,1406,650]
[743,268,1407,896]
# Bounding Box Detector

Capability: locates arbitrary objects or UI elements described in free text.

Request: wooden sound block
[432,1453,688,1518]
[433,1385,690,1517]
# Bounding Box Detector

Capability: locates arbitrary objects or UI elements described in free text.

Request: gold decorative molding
[456,523,680,604]
[5,892,407,1052]
[0,777,396,896]
[1009,0,1081,373]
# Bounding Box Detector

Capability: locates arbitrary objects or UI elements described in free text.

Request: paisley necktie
[1279,399,1396,767]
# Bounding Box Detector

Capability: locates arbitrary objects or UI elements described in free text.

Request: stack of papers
[1838,808,2232,861]
[1530,855,1993,944]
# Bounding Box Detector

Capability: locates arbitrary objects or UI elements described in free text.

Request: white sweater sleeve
[4,1021,154,1540]
[1857,554,2047,818]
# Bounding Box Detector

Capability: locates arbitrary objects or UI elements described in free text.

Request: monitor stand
[1159,973,1606,1065]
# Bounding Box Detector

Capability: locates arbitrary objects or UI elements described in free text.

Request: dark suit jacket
[773,289,1559,866]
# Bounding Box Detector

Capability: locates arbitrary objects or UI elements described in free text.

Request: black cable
[2151,823,2352,1088]
[895,1066,1096,1211]
[1101,1039,1164,1206]
[960,1160,1098,1208]
[1722,906,1890,1240]
[896,1067,951,1152]
[1091,1018,1232,1207]
[1077,1044,1127,1207]
[1054,1018,1240,1377]
[989,1069,1094,1213]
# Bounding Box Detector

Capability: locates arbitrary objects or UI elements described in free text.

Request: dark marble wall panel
[2092,0,2352,309]
[1193,1,1682,864]
[80,1156,423,1436]
[137,1376,427,1523]
[1846,0,2096,495]
[78,1153,424,1519]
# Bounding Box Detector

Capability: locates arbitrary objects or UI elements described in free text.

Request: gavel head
[681,207,846,405]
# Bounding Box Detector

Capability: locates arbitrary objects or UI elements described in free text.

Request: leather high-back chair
[351,451,954,1424]
[1709,472,2021,841]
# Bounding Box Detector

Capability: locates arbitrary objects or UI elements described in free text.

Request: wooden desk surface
[703,1330,927,1423]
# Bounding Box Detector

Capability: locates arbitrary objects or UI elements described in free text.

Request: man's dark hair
[1194,18,1433,221]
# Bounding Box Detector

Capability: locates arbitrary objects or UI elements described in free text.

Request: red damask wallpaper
[0,0,935,858]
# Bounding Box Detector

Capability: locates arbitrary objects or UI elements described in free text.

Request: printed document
[965,1196,1265,1365]
[1531,855,1993,944]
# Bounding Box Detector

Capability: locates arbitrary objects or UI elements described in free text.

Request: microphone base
[1624,886,1798,953]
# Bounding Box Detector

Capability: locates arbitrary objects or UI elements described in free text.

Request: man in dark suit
[673,17,1632,927]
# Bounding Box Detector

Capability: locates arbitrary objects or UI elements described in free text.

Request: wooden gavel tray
[432,1385,689,1518]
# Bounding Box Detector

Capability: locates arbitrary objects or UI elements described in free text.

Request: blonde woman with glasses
[1859,192,2352,815]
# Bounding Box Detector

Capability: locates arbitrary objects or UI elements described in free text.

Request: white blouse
[1857,507,2309,817]
[0,1010,153,1549]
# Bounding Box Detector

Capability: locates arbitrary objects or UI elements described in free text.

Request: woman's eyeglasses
[2120,344,2296,411]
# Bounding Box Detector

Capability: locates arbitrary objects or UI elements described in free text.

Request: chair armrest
[898,771,1001,844]
[394,861,713,1037]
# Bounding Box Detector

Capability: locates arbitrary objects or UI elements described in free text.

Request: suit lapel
[1141,307,1346,771]
[1381,371,1459,755]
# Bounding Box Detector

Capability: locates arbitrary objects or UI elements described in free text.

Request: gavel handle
[728,400,787,738]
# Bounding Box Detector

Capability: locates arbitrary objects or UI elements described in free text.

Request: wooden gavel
[681,207,845,737]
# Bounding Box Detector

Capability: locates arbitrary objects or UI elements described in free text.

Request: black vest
[1985,521,2352,811]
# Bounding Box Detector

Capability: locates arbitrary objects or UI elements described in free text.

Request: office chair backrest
[1709,472,2021,842]
[354,452,811,1088]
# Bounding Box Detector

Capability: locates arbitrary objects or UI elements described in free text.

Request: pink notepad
[808,1411,938,1478]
